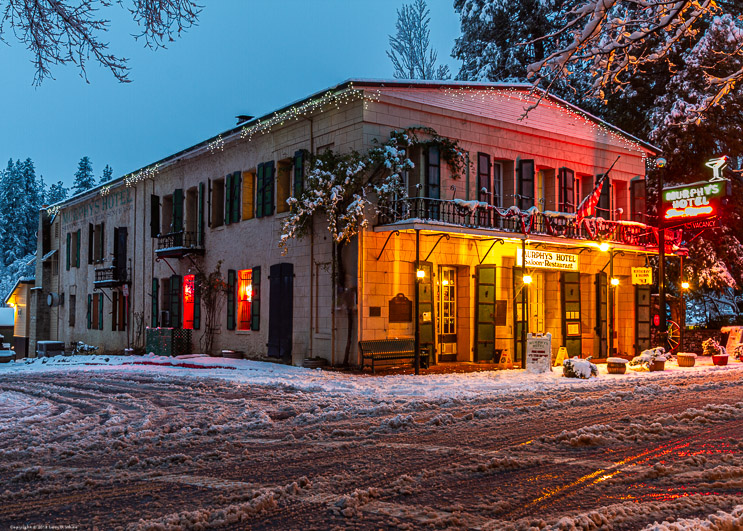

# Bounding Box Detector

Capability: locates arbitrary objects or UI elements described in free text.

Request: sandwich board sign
[526,332,552,374]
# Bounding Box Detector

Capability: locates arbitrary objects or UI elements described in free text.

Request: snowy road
[1,357,743,529]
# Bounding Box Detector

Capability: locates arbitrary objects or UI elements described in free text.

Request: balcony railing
[94,265,128,287]
[377,197,679,248]
[155,230,204,258]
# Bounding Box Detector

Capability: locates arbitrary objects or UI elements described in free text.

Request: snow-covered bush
[702,337,726,357]
[562,357,598,379]
[629,347,667,371]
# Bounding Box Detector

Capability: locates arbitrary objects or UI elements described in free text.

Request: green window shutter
[293,150,305,199]
[256,164,264,218]
[225,174,232,225]
[173,188,184,232]
[197,182,205,246]
[112,291,118,331]
[251,266,261,331]
[75,229,81,267]
[231,171,241,223]
[99,222,105,262]
[88,224,94,265]
[150,194,160,238]
[265,162,275,216]
[151,278,159,327]
[87,294,92,329]
[170,274,182,328]
[227,269,236,330]
[98,294,104,330]
[66,232,71,271]
[518,160,535,210]
[193,282,201,330]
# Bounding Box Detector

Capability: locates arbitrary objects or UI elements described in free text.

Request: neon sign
[661,180,728,227]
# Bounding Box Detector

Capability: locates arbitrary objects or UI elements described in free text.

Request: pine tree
[19,158,41,257]
[72,156,96,195]
[100,164,113,184]
[387,0,450,80]
[46,181,69,204]
[0,159,26,266]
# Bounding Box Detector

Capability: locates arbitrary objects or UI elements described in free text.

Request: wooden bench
[359,338,417,373]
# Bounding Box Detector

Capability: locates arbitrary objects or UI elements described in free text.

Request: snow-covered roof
[3,277,34,305]
[44,79,657,212]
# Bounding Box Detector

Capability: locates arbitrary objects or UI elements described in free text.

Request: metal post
[609,250,614,357]
[521,238,527,369]
[658,169,668,350]
[414,228,420,375]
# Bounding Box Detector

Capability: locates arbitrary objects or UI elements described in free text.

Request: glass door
[438,266,457,359]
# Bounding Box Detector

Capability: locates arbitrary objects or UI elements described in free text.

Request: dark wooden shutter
[151,278,159,327]
[265,161,275,216]
[477,153,491,203]
[227,269,236,330]
[99,222,105,262]
[66,232,71,271]
[256,164,264,218]
[116,227,127,280]
[87,294,92,329]
[267,263,294,359]
[630,179,646,222]
[425,147,440,199]
[75,229,81,267]
[558,168,575,213]
[173,188,184,232]
[293,150,305,198]
[251,266,261,331]
[170,275,182,328]
[475,265,497,362]
[119,290,126,331]
[197,182,205,246]
[597,174,611,219]
[518,159,535,210]
[113,227,119,270]
[193,282,201,330]
[207,179,212,227]
[595,273,608,358]
[150,194,160,237]
[88,223,94,264]
[112,291,118,331]
[224,174,232,225]
[98,293,104,330]
[231,171,241,223]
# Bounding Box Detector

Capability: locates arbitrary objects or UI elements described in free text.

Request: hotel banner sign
[661,179,729,228]
[516,249,578,271]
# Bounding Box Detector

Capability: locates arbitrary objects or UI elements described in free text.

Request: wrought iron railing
[156,230,201,252]
[377,197,676,248]
[94,265,127,285]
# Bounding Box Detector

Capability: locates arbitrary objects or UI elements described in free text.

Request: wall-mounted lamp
[416,269,426,279]
[523,275,533,285]
[599,242,610,252]
[681,281,690,290]
[610,278,620,286]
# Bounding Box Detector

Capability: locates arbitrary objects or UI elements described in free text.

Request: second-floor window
[630,178,646,223]
[211,178,225,227]
[256,161,275,218]
[558,168,575,213]
[518,159,535,210]
[88,223,105,264]
[596,173,611,219]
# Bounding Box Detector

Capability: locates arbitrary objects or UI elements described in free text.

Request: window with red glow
[183,274,195,329]
[238,269,252,331]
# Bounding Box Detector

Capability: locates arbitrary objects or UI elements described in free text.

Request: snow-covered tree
[526,1,743,122]
[46,181,69,204]
[72,156,96,195]
[387,0,450,80]
[0,0,200,84]
[100,164,113,184]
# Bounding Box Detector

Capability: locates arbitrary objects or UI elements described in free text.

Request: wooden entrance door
[268,263,293,360]
[438,267,457,359]
[561,272,582,357]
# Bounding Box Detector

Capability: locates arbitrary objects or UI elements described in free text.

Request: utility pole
[656,158,668,350]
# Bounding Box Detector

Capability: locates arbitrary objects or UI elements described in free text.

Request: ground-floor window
[237,269,252,331]
[183,274,195,330]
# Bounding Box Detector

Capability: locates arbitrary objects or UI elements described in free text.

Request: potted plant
[676,352,697,367]
[606,357,629,374]
[629,347,667,371]
[703,338,728,366]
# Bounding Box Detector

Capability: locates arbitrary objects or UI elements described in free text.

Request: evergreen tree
[0,159,26,266]
[72,156,96,195]
[100,164,113,184]
[19,158,41,257]
[46,181,69,204]
[387,0,450,80]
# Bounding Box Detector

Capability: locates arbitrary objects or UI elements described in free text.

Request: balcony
[377,197,678,248]
[155,230,204,258]
[94,265,128,288]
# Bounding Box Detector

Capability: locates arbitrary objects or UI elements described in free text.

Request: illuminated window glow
[238,269,253,331]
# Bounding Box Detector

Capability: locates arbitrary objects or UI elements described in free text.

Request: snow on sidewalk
[1,353,741,400]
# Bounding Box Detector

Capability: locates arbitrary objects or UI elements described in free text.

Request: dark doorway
[268,263,293,360]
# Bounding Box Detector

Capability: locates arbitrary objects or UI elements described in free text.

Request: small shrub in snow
[703,337,727,357]
[562,357,598,379]
[629,347,667,371]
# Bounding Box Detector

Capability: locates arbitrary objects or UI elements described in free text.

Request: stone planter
[712,354,729,366]
[649,360,666,372]
[676,353,697,367]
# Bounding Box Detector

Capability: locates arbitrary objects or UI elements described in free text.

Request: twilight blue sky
[1,1,461,189]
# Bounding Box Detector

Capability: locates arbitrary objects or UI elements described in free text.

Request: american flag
[575,173,608,224]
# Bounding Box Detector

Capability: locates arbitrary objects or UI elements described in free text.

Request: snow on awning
[41,249,57,262]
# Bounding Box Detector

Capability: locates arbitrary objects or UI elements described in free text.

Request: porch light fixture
[599,242,610,252]
[681,281,690,290]
[523,275,533,285]
[610,278,620,286]
[416,269,426,279]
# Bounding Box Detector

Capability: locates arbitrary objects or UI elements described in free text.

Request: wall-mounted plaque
[369,306,381,317]
[389,293,412,323]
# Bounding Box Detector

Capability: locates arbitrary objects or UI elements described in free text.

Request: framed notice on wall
[567,322,581,336]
